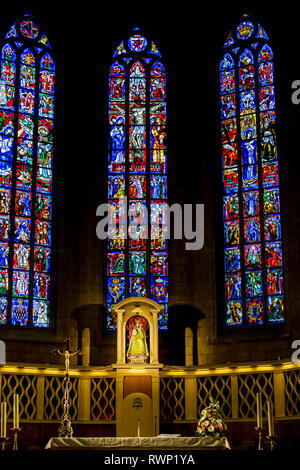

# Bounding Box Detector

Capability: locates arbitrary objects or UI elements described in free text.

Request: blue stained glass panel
[267,295,284,323]
[107,251,125,276]
[245,270,263,296]
[11,297,28,325]
[32,299,49,327]
[14,217,31,243]
[40,53,55,71]
[33,273,50,299]
[236,21,254,40]
[0,297,8,324]
[34,246,51,273]
[265,241,282,268]
[1,44,16,61]
[0,243,9,267]
[220,70,235,94]
[226,299,243,326]
[225,273,242,299]
[264,214,281,241]
[128,35,147,52]
[246,297,263,324]
[150,175,167,199]
[1,60,16,84]
[0,216,10,240]
[224,220,240,246]
[225,246,241,272]
[150,61,165,77]
[129,251,146,275]
[129,276,147,297]
[151,276,168,303]
[220,53,234,71]
[244,243,261,270]
[266,269,283,295]
[12,270,29,297]
[244,217,261,243]
[220,93,236,119]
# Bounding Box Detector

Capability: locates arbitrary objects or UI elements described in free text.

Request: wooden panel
[123,376,152,399]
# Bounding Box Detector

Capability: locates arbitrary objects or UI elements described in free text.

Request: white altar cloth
[45,436,231,450]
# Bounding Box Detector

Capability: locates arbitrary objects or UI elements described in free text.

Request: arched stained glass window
[0,14,54,328]
[107,29,168,330]
[220,15,284,327]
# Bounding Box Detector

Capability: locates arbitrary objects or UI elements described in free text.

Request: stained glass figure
[220,16,284,326]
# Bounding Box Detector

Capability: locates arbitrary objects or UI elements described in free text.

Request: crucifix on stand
[51,338,82,438]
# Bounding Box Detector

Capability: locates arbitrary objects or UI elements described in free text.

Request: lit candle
[267,401,274,437]
[0,402,7,438]
[256,392,262,428]
[13,394,19,429]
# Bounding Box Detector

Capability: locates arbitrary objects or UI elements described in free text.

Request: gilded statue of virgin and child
[126,318,149,363]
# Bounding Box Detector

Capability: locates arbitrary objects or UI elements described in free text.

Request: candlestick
[255,425,263,451]
[0,438,7,451]
[256,392,262,429]
[267,435,276,451]
[10,427,21,451]
[0,402,7,439]
[13,394,19,430]
[267,401,274,437]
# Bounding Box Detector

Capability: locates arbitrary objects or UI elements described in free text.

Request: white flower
[203,420,209,427]
[208,425,215,432]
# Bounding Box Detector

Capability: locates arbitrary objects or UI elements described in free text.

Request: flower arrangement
[195,396,228,438]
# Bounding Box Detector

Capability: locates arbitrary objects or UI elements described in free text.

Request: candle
[267,401,274,437]
[13,394,19,429]
[256,392,262,428]
[0,402,7,438]
[137,418,141,437]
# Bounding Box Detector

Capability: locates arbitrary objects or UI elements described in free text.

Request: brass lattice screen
[0,363,299,424]
[238,373,274,418]
[160,377,185,421]
[0,374,37,420]
[284,370,300,416]
[197,375,232,419]
[44,376,79,420]
[90,378,116,420]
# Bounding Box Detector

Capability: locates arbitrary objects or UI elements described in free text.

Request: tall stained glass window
[107,28,168,330]
[220,15,284,327]
[0,15,54,328]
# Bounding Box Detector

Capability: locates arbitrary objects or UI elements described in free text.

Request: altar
[45,436,231,450]
[44,299,230,451]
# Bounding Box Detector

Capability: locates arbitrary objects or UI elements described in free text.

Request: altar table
[45,436,231,450]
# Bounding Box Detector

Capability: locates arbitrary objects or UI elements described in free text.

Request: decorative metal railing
[160,361,300,422]
[90,378,116,421]
[0,366,117,423]
[44,376,79,421]
[1,374,38,420]
[197,374,232,419]
[237,372,274,419]
[160,377,185,421]
[0,361,299,423]
[284,369,300,416]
